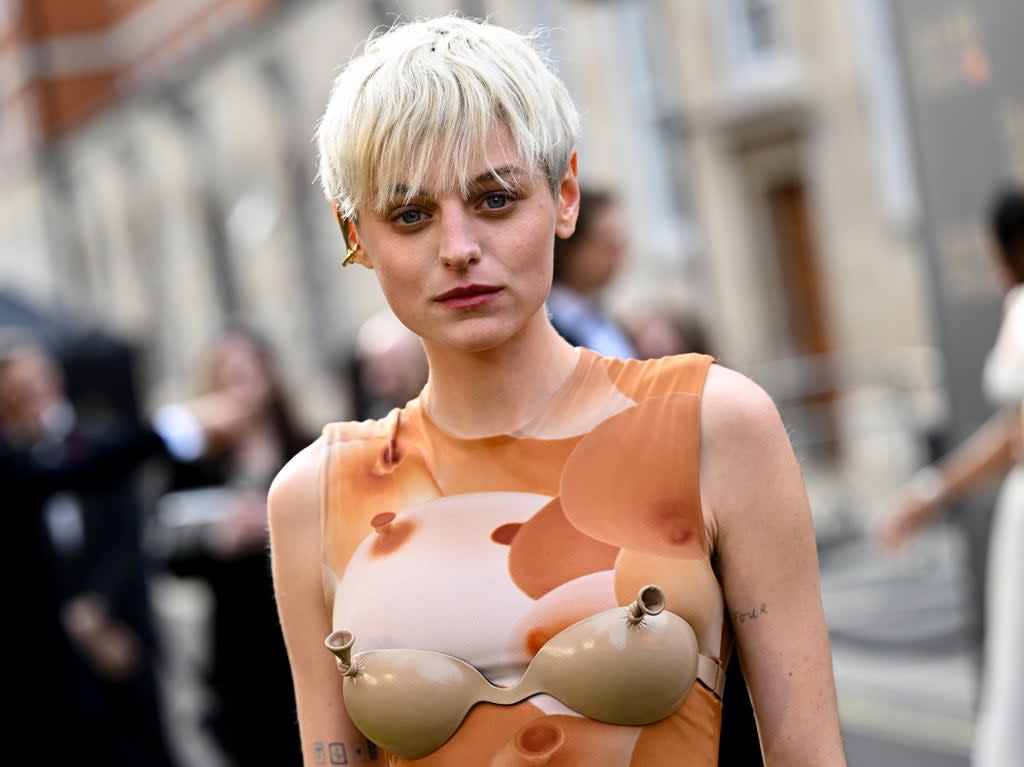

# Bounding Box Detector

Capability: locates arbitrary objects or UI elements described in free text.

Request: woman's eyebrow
[384,166,525,206]
[382,185,429,208]
[471,165,523,188]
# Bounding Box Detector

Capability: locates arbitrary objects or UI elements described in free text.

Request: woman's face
[567,203,627,296]
[350,124,579,355]
[0,345,63,442]
[210,335,273,411]
[989,241,1024,292]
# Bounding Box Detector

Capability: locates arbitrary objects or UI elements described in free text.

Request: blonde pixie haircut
[316,14,580,220]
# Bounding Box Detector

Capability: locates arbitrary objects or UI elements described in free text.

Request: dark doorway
[765,179,839,460]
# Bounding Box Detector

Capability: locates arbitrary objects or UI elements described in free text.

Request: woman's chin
[429,322,521,355]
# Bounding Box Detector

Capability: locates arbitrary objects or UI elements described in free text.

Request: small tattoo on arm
[329,742,348,764]
[734,602,768,624]
[312,739,378,764]
[349,738,380,762]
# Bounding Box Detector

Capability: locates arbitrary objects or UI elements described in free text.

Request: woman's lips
[435,285,502,309]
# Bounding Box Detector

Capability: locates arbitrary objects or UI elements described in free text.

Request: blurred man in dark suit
[2,332,245,766]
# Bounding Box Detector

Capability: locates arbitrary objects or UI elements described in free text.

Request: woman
[547,186,637,359]
[879,184,1024,766]
[269,15,845,766]
[164,327,310,766]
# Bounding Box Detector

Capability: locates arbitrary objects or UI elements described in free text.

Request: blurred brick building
[2,0,276,159]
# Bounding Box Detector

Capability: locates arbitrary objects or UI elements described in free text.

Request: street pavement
[843,731,969,767]
[823,529,976,767]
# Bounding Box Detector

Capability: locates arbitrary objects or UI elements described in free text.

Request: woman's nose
[437,209,481,271]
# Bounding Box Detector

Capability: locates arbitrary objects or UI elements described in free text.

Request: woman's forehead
[369,122,540,204]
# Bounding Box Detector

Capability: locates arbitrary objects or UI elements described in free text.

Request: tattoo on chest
[733,602,768,624]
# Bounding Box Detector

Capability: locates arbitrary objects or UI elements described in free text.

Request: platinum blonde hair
[316,14,580,220]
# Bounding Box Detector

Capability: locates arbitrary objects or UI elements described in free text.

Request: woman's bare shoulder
[701,363,781,436]
[699,363,797,523]
[268,415,395,524]
[268,437,325,526]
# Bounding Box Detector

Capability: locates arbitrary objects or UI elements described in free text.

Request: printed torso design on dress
[321,350,727,766]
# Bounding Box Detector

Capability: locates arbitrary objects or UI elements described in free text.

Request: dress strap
[697,654,726,699]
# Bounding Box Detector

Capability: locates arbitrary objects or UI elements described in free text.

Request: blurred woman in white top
[880,183,1024,767]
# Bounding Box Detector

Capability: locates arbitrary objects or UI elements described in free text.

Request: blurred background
[2,0,1022,765]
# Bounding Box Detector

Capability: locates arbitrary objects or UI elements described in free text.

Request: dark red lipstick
[435,284,502,309]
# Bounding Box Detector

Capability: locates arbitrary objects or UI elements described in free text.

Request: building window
[744,0,779,56]
[716,0,791,83]
[854,0,918,226]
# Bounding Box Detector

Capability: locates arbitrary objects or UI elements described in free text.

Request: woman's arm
[268,439,375,766]
[2,423,166,497]
[701,365,846,766]
[3,389,248,499]
[877,410,1015,550]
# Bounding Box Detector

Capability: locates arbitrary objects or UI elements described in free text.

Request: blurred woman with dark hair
[161,326,312,766]
[879,183,1024,766]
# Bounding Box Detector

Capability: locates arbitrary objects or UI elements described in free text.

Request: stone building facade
[1,0,954,524]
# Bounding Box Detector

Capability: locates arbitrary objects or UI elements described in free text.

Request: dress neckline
[414,347,589,442]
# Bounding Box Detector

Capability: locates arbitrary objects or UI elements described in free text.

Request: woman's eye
[483,193,511,210]
[396,209,423,225]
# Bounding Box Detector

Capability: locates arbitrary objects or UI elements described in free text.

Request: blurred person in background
[547,186,637,358]
[158,325,310,766]
[345,309,428,421]
[269,14,845,767]
[628,305,714,360]
[2,329,246,767]
[878,183,1024,766]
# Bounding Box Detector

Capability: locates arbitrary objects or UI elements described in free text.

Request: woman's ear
[556,151,580,240]
[331,203,373,270]
[345,219,374,270]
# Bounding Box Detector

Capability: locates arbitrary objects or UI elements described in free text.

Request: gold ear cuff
[332,201,359,266]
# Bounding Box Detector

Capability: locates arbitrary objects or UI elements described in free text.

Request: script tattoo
[733,603,768,624]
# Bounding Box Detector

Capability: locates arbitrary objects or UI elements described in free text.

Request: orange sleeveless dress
[320,350,728,766]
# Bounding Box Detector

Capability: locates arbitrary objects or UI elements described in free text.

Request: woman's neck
[420,313,579,438]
